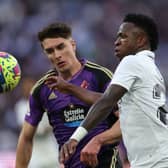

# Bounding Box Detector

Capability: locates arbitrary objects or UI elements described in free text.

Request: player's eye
[56,43,65,50]
[45,48,54,54]
[116,33,127,40]
[122,35,127,39]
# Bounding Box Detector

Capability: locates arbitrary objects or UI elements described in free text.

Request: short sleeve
[25,92,44,126]
[95,68,113,92]
[110,56,141,91]
[85,61,113,92]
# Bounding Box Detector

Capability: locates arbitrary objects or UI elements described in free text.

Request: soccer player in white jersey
[60,13,168,168]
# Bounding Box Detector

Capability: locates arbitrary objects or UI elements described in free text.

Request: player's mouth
[114,49,120,56]
[57,61,66,68]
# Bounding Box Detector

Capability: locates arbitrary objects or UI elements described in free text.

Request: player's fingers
[67,139,78,156]
[80,151,90,165]
[59,139,78,164]
[45,77,59,90]
[69,142,76,155]
[59,147,65,163]
[59,144,71,163]
[47,83,58,89]
[59,163,65,168]
[80,150,86,163]
[45,76,58,84]
[64,144,71,162]
[89,154,98,167]
[80,152,98,167]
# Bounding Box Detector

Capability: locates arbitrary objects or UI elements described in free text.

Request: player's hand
[80,136,102,167]
[59,163,65,168]
[45,75,70,93]
[59,139,78,164]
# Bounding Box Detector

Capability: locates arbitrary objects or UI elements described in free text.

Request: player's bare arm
[16,122,37,168]
[45,75,102,105]
[80,119,122,167]
[81,84,126,131]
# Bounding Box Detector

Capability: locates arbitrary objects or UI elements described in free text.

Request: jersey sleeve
[110,56,141,91]
[24,69,56,126]
[24,82,45,126]
[24,94,44,126]
[95,66,113,92]
[85,60,113,91]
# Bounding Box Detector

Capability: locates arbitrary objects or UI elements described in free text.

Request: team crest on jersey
[80,80,89,89]
[48,91,57,100]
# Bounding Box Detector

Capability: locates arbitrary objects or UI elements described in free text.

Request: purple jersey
[25,59,118,168]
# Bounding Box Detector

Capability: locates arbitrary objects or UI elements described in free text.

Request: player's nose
[53,49,62,59]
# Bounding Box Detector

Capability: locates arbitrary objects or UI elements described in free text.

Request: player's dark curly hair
[38,22,72,42]
[123,13,158,51]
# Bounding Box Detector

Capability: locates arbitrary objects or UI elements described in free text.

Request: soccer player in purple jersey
[16,22,122,168]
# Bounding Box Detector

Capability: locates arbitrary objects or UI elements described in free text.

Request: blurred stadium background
[0,0,167,167]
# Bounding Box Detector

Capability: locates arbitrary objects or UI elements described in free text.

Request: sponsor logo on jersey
[48,91,57,100]
[62,105,89,127]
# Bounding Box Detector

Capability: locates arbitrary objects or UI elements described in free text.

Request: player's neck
[60,61,82,80]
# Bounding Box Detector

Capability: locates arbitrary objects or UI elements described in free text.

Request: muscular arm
[45,75,102,105]
[80,120,122,166]
[81,84,127,131]
[16,121,37,168]
[93,119,122,145]
[63,83,102,105]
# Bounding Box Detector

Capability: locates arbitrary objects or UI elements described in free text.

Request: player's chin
[115,52,121,59]
[115,51,126,60]
[57,65,68,72]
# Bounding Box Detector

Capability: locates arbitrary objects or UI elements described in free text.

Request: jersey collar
[136,50,155,59]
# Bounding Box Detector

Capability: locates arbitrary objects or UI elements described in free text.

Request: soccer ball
[0,52,21,93]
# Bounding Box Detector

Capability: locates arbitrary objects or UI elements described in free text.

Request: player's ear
[70,39,76,51]
[137,32,148,49]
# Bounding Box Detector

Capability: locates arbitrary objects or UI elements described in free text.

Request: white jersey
[110,50,168,168]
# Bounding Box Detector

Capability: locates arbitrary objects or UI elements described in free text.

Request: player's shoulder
[119,54,141,69]
[31,69,56,95]
[122,54,137,62]
[85,60,113,79]
[122,52,148,63]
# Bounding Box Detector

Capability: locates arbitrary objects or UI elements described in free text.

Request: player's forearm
[70,85,126,142]
[95,120,122,145]
[71,95,116,141]
[67,83,102,105]
[16,136,33,168]
[82,95,115,131]
[82,85,126,131]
